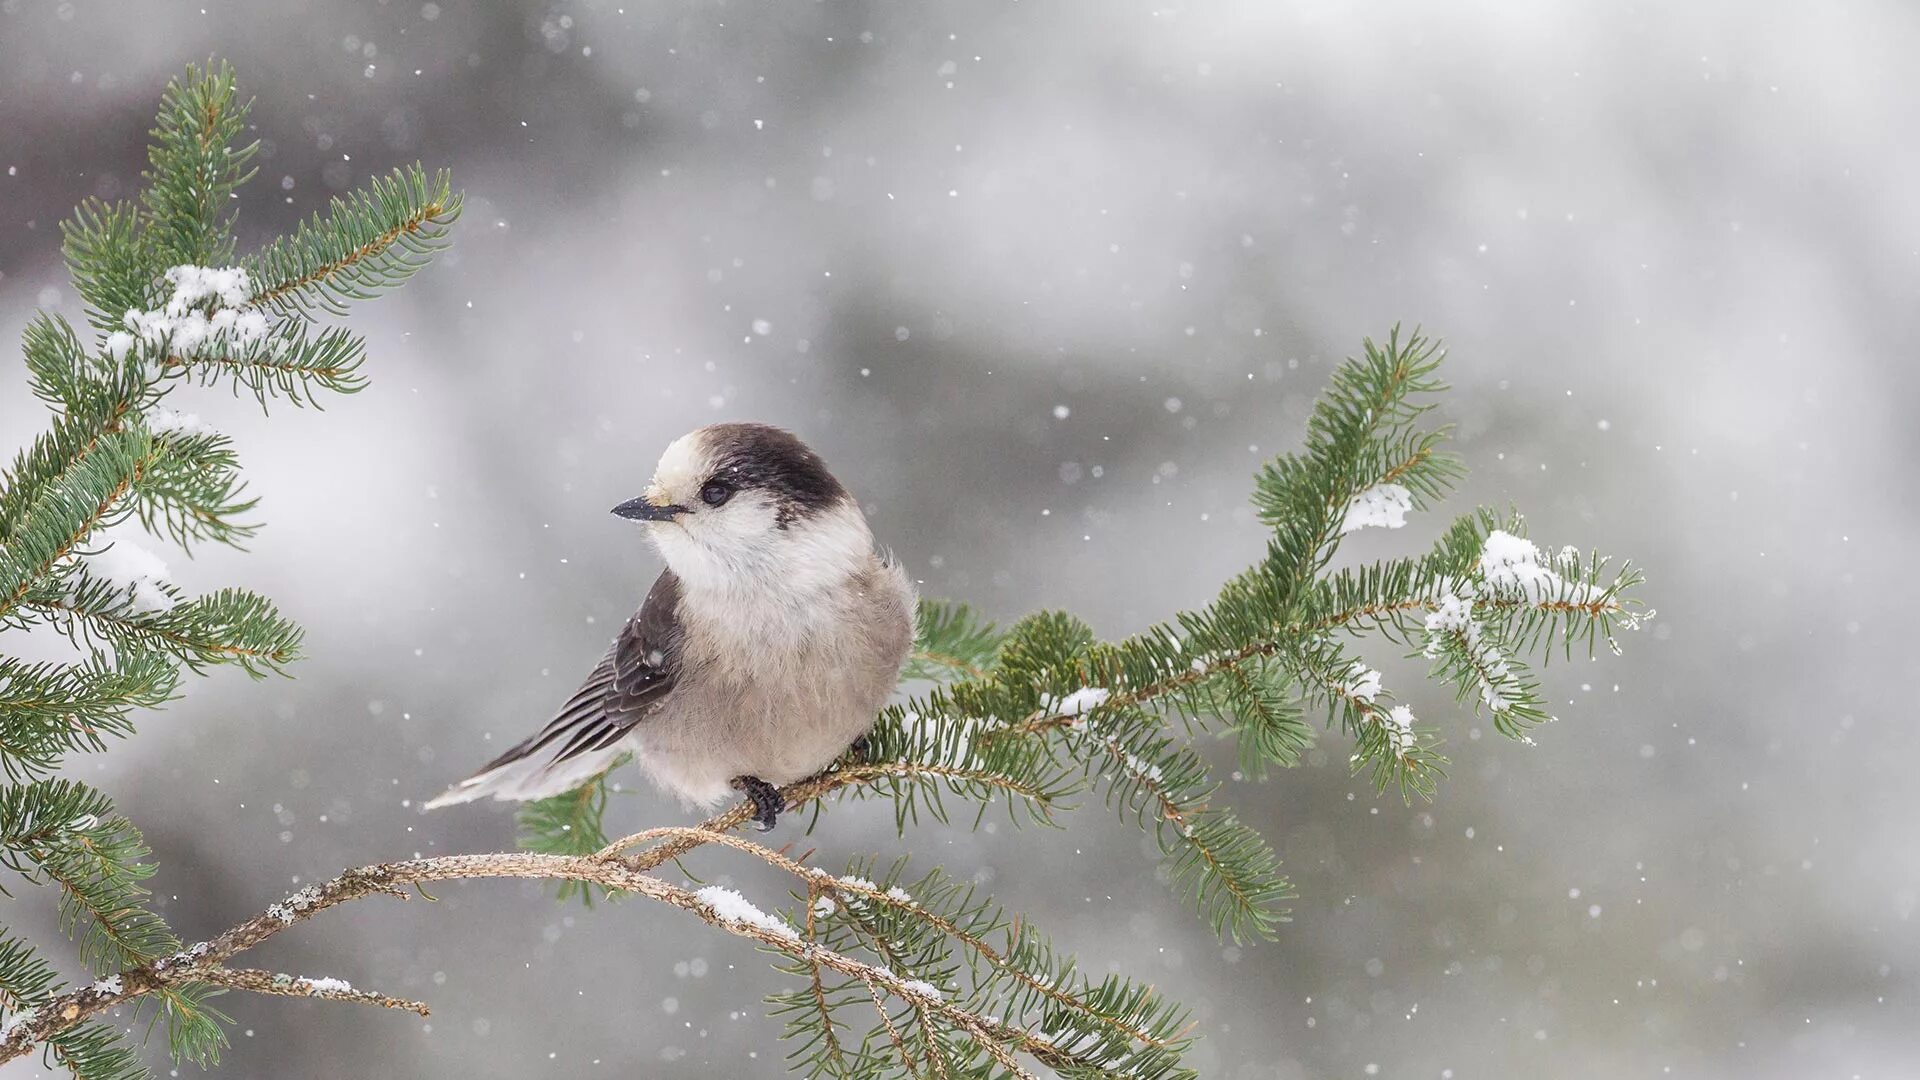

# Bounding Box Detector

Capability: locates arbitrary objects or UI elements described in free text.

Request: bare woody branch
[193,968,430,1016]
[0,762,1081,1071]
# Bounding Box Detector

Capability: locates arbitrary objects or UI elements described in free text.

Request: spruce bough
[0,61,458,1075]
[0,62,1646,1079]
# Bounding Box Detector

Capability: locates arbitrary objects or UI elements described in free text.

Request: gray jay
[424,423,915,830]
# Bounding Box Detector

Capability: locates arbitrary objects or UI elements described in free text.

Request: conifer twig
[0,847,1017,1066]
[191,968,429,1016]
[1,765,1169,1072]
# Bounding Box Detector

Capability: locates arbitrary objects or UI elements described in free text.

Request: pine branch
[37,813,173,973]
[48,1024,149,1080]
[193,968,426,1016]
[1211,658,1313,779]
[1066,700,1291,943]
[20,579,302,676]
[61,198,156,337]
[22,313,100,414]
[785,332,1645,945]
[158,322,369,407]
[903,601,1005,683]
[0,764,1193,1073]
[0,430,154,625]
[1251,326,1451,591]
[126,425,257,550]
[0,933,147,1080]
[0,780,118,865]
[0,780,226,1068]
[1286,639,1443,800]
[148,982,232,1068]
[772,852,1197,1078]
[0,654,177,781]
[0,933,59,1014]
[6,803,1201,1078]
[2,58,463,1072]
[0,401,148,576]
[850,701,1075,833]
[140,60,257,268]
[788,879,867,1077]
[0,834,1037,1071]
[243,165,461,317]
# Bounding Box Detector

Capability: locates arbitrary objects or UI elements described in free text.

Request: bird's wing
[546,569,683,761]
[422,570,682,807]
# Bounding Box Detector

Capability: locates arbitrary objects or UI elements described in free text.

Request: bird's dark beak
[611,496,688,522]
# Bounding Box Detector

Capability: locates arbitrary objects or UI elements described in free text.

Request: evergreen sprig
[771,857,1198,1079]
[244,165,459,317]
[0,654,177,781]
[19,575,302,676]
[901,601,1005,683]
[141,61,257,269]
[0,59,459,1073]
[0,930,147,1080]
[164,322,373,407]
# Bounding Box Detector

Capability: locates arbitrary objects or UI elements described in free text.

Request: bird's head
[613,423,871,593]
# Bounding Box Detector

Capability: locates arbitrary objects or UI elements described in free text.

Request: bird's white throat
[649,498,880,668]
[649,497,873,605]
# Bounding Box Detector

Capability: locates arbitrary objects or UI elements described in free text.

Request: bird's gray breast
[634,554,914,806]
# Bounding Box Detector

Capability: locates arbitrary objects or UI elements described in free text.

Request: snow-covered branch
[0,765,1147,1074]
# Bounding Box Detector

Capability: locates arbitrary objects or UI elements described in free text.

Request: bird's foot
[731,775,782,832]
[845,734,873,767]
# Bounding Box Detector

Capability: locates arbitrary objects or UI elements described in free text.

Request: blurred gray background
[2,1,1915,1077]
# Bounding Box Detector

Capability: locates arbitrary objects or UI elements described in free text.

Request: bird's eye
[699,480,733,507]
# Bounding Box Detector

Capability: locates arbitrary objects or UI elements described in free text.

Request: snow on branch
[1340,482,1414,533]
[0,770,1165,1077]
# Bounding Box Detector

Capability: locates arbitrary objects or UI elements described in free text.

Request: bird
[423,422,916,830]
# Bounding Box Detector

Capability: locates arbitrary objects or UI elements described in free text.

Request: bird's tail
[421,742,628,810]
